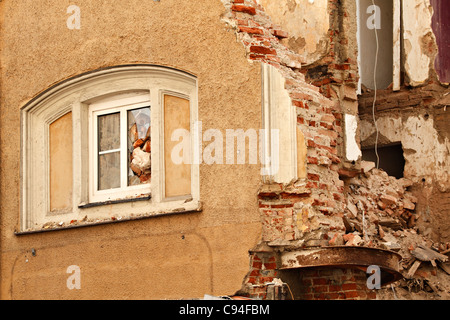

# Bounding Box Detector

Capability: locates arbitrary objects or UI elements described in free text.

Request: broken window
[128,107,151,186]
[362,143,405,179]
[21,66,199,231]
[90,94,151,203]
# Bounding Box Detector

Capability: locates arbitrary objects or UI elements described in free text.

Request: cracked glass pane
[128,107,151,186]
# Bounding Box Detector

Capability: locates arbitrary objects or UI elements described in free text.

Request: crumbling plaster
[402,0,438,86]
[256,0,330,65]
[360,114,449,193]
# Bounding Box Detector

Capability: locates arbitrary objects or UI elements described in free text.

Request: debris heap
[343,161,450,299]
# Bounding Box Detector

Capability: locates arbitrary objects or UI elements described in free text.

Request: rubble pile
[342,161,450,299]
[342,162,420,250]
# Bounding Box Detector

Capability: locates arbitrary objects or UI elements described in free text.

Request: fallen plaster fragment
[345,114,362,162]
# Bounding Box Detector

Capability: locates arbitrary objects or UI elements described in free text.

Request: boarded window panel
[164,95,191,198]
[49,112,73,212]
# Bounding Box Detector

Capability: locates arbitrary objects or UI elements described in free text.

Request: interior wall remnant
[357,0,394,90]
[256,0,330,65]
[344,114,362,162]
[360,114,449,192]
[430,0,450,84]
[402,0,437,86]
[262,63,298,184]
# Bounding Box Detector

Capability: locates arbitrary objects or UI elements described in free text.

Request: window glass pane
[98,112,120,152]
[97,112,121,191]
[128,107,151,186]
[98,151,121,191]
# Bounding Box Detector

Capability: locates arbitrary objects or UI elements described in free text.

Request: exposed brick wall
[242,251,279,300]
[242,257,378,300]
[223,0,449,301]
[358,81,449,116]
[297,267,377,300]
[223,0,348,246]
[223,0,384,300]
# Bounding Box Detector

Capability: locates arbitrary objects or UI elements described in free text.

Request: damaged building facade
[0,0,448,300]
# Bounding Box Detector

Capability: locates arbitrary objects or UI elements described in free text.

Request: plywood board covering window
[49,112,73,213]
[164,94,191,199]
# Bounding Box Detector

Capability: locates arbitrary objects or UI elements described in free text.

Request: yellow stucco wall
[0,0,263,299]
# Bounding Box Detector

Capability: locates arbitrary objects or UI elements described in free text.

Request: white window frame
[89,93,152,203]
[20,65,200,232]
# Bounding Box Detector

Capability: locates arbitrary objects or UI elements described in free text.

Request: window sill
[78,195,151,209]
[15,202,202,236]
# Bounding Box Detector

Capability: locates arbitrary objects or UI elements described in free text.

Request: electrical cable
[371,0,380,169]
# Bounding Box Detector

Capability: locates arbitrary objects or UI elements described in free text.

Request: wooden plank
[438,261,450,275]
[412,244,449,263]
[406,260,422,279]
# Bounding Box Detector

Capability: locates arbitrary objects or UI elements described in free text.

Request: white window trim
[20,65,200,232]
[261,63,298,184]
[89,93,152,203]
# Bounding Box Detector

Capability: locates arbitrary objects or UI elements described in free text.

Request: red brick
[307,139,317,148]
[253,255,262,261]
[247,277,257,284]
[367,291,377,300]
[326,293,342,300]
[231,4,256,15]
[264,262,277,270]
[342,283,357,291]
[313,278,329,286]
[291,92,314,101]
[249,45,276,55]
[307,157,319,164]
[238,26,264,34]
[313,285,328,293]
[249,269,260,277]
[302,279,312,286]
[307,173,320,181]
[271,29,289,38]
[260,276,274,283]
[328,284,342,292]
[305,181,318,189]
[344,291,359,299]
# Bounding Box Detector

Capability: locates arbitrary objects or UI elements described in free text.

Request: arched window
[21,65,200,232]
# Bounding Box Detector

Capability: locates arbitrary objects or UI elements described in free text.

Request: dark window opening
[362,143,405,179]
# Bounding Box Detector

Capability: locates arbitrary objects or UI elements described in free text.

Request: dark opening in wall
[362,143,405,179]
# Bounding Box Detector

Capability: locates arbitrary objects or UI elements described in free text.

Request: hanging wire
[371,0,381,169]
